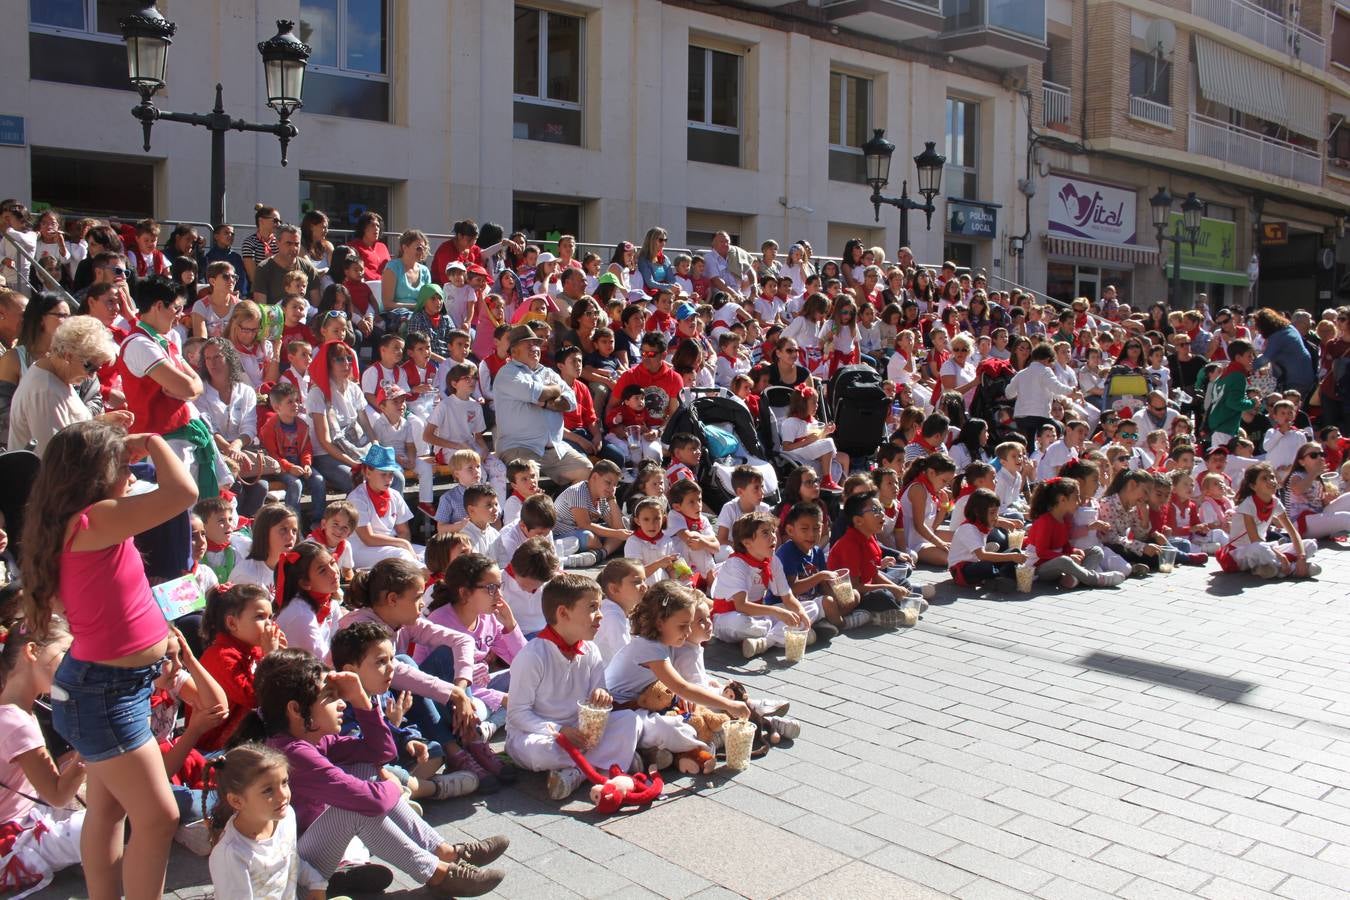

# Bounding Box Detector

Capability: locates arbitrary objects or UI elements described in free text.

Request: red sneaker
[418,502,437,519]
[820,476,841,491]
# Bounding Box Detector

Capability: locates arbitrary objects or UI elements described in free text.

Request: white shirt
[716,498,772,537]
[361,362,409,399]
[491,521,530,568]
[190,297,237,338]
[505,638,606,738]
[887,352,916,386]
[1230,495,1284,545]
[368,411,419,453]
[995,466,1024,512]
[275,597,345,660]
[504,569,546,635]
[948,522,990,567]
[1004,362,1076,419]
[941,358,978,408]
[1263,426,1308,473]
[623,533,676,584]
[306,381,367,458]
[662,509,716,574]
[195,381,258,442]
[461,519,499,556]
[593,598,632,663]
[209,808,325,899]
[233,341,273,389]
[8,364,89,453]
[349,481,413,543]
[1036,439,1080,482]
[428,395,485,447]
[228,557,277,597]
[710,555,791,606]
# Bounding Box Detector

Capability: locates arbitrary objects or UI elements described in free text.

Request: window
[513,6,583,145]
[513,195,583,245]
[1331,127,1350,171]
[829,72,871,184]
[299,175,391,233]
[1334,10,1350,69]
[299,0,390,122]
[688,209,742,248]
[31,150,154,219]
[688,45,741,167]
[1128,49,1170,106]
[945,97,978,199]
[28,0,139,89]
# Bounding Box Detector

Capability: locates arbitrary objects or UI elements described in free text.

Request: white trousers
[711,599,822,647]
[1230,538,1317,574]
[506,708,642,773]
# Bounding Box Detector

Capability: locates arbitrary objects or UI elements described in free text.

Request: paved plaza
[38,549,1350,899]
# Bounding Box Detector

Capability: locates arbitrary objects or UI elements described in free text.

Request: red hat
[466,263,489,278]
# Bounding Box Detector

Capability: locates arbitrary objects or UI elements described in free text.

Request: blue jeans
[278,470,327,530]
[52,657,161,762]
[399,650,487,748]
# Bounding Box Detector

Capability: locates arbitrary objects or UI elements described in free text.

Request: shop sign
[947,200,997,238]
[0,116,23,147]
[1260,222,1288,246]
[1173,214,1237,270]
[1047,174,1138,244]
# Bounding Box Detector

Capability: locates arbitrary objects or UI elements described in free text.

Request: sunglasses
[323,310,350,320]
[81,358,100,374]
[783,348,799,356]
[101,266,128,277]
[1304,451,1324,459]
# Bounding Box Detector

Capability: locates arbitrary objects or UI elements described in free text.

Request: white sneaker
[174,819,212,857]
[1306,562,1322,578]
[872,607,917,628]
[1253,564,1279,579]
[804,628,818,646]
[547,766,587,800]
[430,771,479,800]
[741,637,770,658]
[478,719,500,742]
[841,610,873,630]
[750,696,790,717]
[1096,571,1126,587]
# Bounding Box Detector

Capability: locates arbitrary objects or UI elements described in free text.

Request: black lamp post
[861,129,946,250]
[119,3,311,228]
[1149,187,1204,308]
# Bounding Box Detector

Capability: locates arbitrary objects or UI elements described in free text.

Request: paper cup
[576,701,611,746]
[1015,563,1035,593]
[783,627,809,662]
[723,719,757,771]
[830,568,850,591]
[1007,530,1026,550]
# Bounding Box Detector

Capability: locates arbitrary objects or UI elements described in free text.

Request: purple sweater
[419,605,525,711]
[267,705,401,832]
[337,607,475,704]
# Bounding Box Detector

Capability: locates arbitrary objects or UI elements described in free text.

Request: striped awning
[1043,234,1159,265]
[1194,36,1324,139]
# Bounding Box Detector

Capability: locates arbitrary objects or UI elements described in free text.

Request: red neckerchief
[1223,360,1247,377]
[957,482,977,499]
[919,474,942,504]
[512,489,532,504]
[428,313,442,328]
[538,625,583,661]
[310,340,355,403]
[218,631,265,663]
[681,512,706,532]
[731,552,772,588]
[367,483,391,518]
[1075,313,1089,329]
[970,519,991,535]
[506,563,519,582]
[305,590,334,624]
[632,528,665,545]
[880,499,899,518]
[1252,494,1275,521]
[426,572,444,586]
[206,539,231,553]
[232,339,261,359]
[720,352,740,365]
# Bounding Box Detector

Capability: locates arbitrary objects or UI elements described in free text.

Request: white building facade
[2,0,1039,279]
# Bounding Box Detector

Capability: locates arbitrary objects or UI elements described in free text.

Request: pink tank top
[59,507,168,662]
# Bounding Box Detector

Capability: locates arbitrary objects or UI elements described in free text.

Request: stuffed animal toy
[632,682,719,774]
[554,733,664,815]
[721,681,800,753]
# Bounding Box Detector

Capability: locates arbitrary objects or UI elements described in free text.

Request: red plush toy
[554,733,664,814]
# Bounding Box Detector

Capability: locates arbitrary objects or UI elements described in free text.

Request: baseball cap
[674,302,698,322]
[536,251,557,264]
[506,324,545,349]
[466,263,489,278]
[597,272,622,288]
[444,260,467,274]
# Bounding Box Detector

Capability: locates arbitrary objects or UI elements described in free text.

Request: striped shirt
[240,232,277,263]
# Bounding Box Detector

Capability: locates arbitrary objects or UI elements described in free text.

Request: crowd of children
[1,210,1346,897]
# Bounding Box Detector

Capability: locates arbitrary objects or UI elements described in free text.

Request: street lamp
[861,129,946,250]
[120,3,311,228]
[1150,187,1204,308]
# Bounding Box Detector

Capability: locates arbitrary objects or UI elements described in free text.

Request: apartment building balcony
[1128,95,1174,129]
[938,0,1046,68]
[1043,81,1071,128]
[1191,0,1325,69]
[1188,112,1322,185]
[821,0,945,42]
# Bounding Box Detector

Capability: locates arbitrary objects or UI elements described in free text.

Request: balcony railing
[1128,95,1174,128]
[1192,0,1325,68]
[1043,81,1071,126]
[1189,112,1322,185]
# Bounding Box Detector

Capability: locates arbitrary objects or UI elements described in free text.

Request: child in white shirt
[460,485,501,557]
[368,386,435,506]
[622,498,680,585]
[709,513,819,659]
[662,481,719,583]
[594,558,644,663]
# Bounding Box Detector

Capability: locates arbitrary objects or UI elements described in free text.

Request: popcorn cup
[830,568,850,591]
[1007,530,1026,550]
[1158,546,1177,574]
[723,719,757,771]
[783,627,809,662]
[576,701,611,747]
[1015,563,1036,593]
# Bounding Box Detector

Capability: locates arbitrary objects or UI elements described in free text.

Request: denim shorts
[51,655,162,763]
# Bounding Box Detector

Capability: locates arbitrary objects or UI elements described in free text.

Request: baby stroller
[758,385,808,482]
[970,357,1016,425]
[826,364,890,463]
[664,389,779,509]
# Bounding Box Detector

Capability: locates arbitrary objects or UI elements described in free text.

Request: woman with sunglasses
[767,336,811,389]
[8,314,130,453]
[636,227,676,296]
[190,261,242,339]
[1283,442,1350,538]
[0,292,71,440]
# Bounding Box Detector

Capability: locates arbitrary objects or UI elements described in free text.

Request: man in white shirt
[1133,391,1181,437]
[1004,343,1077,444]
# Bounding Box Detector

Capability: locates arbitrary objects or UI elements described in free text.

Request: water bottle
[890,400,902,423]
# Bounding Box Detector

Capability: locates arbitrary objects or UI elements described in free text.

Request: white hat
[445,261,467,273]
[536,251,557,264]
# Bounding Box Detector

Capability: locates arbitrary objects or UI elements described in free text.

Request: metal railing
[1192,0,1326,68]
[1042,81,1071,126]
[1188,112,1323,186]
[0,232,78,307]
[1128,95,1174,129]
